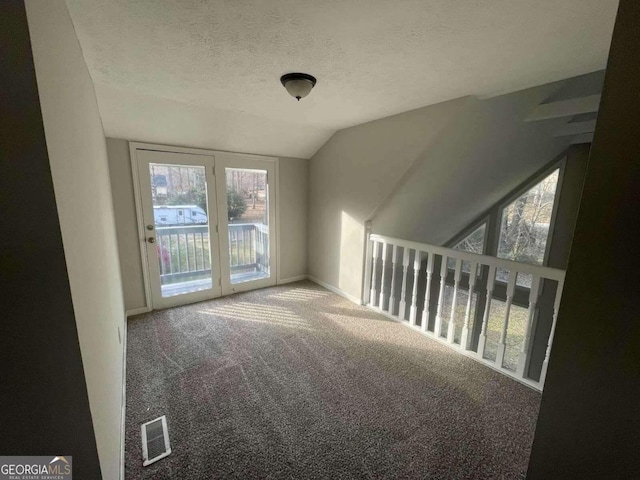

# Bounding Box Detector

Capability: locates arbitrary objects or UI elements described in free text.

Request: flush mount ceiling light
[280,73,317,101]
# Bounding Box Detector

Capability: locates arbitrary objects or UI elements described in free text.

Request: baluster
[168,234,174,274]
[263,230,268,270]
[447,258,463,343]
[198,232,207,270]
[158,234,165,275]
[182,233,187,272]
[496,271,517,368]
[241,230,246,266]
[193,233,198,271]
[183,233,188,272]
[232,231,237,266]
[421,252,435,333]
[177,234,182,273]
[398,248,411,320]
[434,255,448,337]
[191,233,195,271]
[257,230,261,270]
[388,245,399,315]
[193,232,197,271]
[477,265,496,358]
[460,262,478,350]
[253,229,262,270]
[378,243,389,310]
[185,233,191,272]
[540,280,565,386]
[201,232,205,269]
[369,241,380,307]
[256,230,261,269]
[409,251,422,326]
[262,230,266,268]
[202,232,208,269]
[245,229,249,265]
[201,232,211,270]
[516,274,541,378]
[252,228,256,265]
[243,229,247,265]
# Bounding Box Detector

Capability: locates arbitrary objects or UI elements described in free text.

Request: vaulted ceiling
[65,0,618,158]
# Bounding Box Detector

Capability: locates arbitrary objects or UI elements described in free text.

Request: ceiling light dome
[280,73,317,101]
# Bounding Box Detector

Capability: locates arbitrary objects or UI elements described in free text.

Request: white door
[215,154,277,295]
[134,148,278,309]
[136,150,222,309]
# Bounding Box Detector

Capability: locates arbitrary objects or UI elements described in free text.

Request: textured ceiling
[65,0,618,158]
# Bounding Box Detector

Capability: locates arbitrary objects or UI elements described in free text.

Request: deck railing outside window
[156,223,269,285]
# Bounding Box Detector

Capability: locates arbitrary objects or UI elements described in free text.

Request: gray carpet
[126,281,540,479]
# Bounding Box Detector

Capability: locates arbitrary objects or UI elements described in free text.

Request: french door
[135,148,277,309]
[214,155,276,296]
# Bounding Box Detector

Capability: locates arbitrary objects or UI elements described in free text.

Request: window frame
[492,158,566,270]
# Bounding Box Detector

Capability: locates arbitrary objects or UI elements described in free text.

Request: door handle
[147,237,155,243]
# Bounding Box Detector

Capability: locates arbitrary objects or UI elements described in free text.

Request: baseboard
[120,318,128,480]
[277,274,309,285]
[126,306,150,317]
[307,276,362,305]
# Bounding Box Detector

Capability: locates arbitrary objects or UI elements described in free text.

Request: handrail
[156,223,268,233]
[229,223,259,231]
[365,232,566,391]
[156,224,208,233]
[369,233,565,282]
[156,223,270,277]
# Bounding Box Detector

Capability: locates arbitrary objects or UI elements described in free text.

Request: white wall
[106,139,147,312]
[372,83,571,245]
[105,139,309,311]
[308,97,472,300]
[278,157,309,281]
[308,72,604,301]
[26,2,125,479]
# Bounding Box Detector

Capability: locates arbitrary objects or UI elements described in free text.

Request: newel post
[362,223,374,306]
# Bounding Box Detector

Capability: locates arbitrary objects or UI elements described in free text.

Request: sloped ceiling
[65,0,618,158]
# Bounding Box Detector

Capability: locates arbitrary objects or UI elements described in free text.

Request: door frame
[135,149,222,309]
[130,142,280,311]
[214,153,278,296]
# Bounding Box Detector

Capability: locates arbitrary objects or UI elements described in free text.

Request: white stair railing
[363,233,565,391]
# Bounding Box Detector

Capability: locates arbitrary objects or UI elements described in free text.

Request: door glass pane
[149,163,212,297]
[497,169,559,287]
[225,168,270,284]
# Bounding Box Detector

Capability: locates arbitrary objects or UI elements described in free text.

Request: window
[453,223,486,255]
[191,211,197,216]
[496,168,560,286]
[448,222,487,274]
